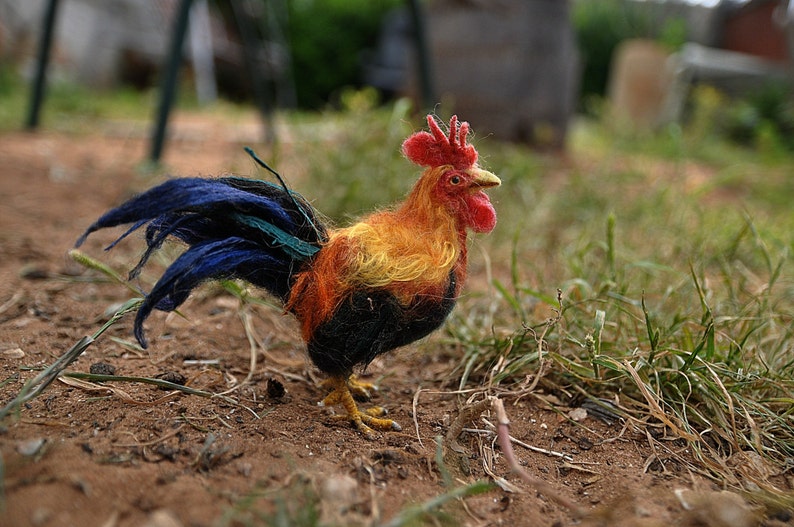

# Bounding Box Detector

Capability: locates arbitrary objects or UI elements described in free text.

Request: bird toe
[364,405,387,417]
[348,375,377,401]
[359,413,400,436]
[319,374,400,438]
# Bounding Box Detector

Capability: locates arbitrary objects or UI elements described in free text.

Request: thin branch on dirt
[461,424,574,462]
[492,398,587,519]
[478,432,522,494]
[508,435,574,462]
[559,461,601,475]
[149,348,178,364]
[215,415,234,429]
[184,359,221,367]
[459,496,484,525]
[113,424,185,448]
[178,413,212,433]
[445,396,494,453]
[0,290,23,315]
[62,372,260,419]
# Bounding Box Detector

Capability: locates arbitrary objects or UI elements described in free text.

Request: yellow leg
[319,375,402,439]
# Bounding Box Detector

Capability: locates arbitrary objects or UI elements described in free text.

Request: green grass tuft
[444,116,794,496]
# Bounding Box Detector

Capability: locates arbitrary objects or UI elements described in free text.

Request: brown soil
[0,114,782,527]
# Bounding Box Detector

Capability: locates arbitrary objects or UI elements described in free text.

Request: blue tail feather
[128,214,198,279]
[133,237,291,347]
[76,178,302,246]
[77,176,328,348]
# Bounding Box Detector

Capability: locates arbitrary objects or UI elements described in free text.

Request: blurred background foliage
[4,0,790,153]
[570,0,794,152]
[287,0,402,109]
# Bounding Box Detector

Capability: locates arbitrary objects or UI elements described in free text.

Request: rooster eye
[449,175,461,185]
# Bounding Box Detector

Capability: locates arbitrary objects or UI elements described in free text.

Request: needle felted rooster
[76,115,500,437]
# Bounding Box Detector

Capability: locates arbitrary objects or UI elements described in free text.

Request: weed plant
[454,115,793,499]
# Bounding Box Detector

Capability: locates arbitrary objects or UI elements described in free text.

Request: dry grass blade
[61,372,260,419]
[215,306,259,396]
[378,480,493,527]
[58,375,181,406]
[621,359,699,441]
[0,298,143,421]
[0,336,94,421]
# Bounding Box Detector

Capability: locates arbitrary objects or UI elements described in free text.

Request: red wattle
[465,192,497,233]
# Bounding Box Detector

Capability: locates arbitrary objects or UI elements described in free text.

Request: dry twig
[491,397,586,518]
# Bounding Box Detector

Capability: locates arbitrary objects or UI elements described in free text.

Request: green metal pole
[150,0,194,163]
[26,0,60,130]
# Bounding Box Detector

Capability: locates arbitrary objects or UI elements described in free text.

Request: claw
[319,375,401,438]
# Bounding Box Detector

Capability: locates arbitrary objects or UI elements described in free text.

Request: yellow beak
[469,168,501,190]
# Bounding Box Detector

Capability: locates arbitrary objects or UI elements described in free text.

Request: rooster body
[77,115,500,437]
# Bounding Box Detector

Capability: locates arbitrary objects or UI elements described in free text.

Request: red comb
[402,115,478,170]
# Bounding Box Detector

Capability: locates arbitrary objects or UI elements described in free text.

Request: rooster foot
[347,374,377,400]
[319,375,402,439]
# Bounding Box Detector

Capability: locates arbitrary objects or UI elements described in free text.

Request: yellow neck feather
[330,167,463,296]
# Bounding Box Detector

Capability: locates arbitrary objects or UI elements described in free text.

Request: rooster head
[402,115,500,233]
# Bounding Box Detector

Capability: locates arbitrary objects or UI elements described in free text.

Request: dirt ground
[0,114,786,527]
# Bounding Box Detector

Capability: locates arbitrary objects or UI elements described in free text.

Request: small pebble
[320,474,358,510]
[2,348,25,359]
[142,509,184,527]
[568,407,588,421]
[89,362,116,375]
[266,377,286,399]
[30,507,51,526]
[17,438,46,457]
[156,371,187,387]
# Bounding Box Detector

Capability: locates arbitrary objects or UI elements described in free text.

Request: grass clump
[446,117,794,498]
